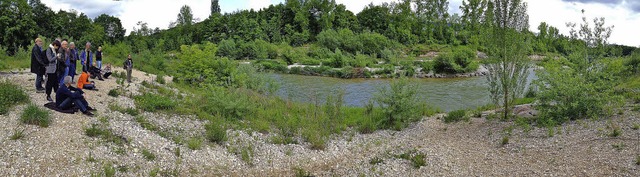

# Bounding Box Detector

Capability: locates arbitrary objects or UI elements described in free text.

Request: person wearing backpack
[124,54,133,83]
[45,40,61,102]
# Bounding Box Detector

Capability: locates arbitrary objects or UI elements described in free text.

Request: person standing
[69,42,79,82]
[124,54,133,83]
[31,38,46,93]
[58,40,69,86]
[95,46,103,69]
[80,42,92,72]
[45,40,61,102]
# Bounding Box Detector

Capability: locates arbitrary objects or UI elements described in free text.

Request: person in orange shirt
[77,71,96,90]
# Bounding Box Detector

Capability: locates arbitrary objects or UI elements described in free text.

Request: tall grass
[20,104,50,127]
[0,81,29,114]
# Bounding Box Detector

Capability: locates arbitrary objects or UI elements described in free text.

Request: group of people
[29,38,132,117]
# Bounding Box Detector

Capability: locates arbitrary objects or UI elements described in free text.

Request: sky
[40,0,640,47]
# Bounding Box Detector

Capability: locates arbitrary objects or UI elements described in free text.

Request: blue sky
[41,0,639,47]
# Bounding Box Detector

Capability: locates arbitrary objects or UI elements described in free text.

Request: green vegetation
[84,124,128,146]
[373,78,423,130]
[20,104,50,127]
[9,128,25,140]
[134,93,176,112]
[205,123,227,144]
[0,81,29,114]
[186,137,203,150]
[444,110,469,123]
[369,157,384,165]
[103,163,116,177]
[107,89,120,97]
[141,149,156,161]
[396,150,427,169]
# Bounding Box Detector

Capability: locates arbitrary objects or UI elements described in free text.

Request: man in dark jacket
[56,76,94,116]
[124,54,133,83]
[31,38,46,92]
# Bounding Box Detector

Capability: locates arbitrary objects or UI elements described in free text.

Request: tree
[566,9,614,64]
[460,0,487,46]
[0,0,37,54]
[484,0,531,120]
[211,0,221,16]
[94,14,126,44]
[177,5,194,26]
[413,0,450,43]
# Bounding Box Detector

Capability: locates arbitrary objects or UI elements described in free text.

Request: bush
[443,110,468,123]
[155,74,166,84]
[108,89,120,97]
[0,81,29,114]
[217,39,238,59]
[536,60,623,125]
[433,47,478,74]
[205,122,227,144]
[626,50,640,74]
[20,104,50,127]
[374,78,422,130]
[134,93,176,112]
[254,59,288,73]
[186,137,203,150]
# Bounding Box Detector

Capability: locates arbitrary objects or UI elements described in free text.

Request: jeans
[126,69,132,82]
[45,73,58,97]
[35,73,44,89]
[59,67,69,86]
[97,60,102,69]
[58,97,88,112]
[83,84,95,90]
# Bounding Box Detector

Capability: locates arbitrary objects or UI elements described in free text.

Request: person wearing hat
[45,40,61,102]
[57,76,95,116]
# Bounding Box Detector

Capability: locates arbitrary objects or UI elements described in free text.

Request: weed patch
[20,104,50,127]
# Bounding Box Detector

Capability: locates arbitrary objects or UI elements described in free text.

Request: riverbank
[1,69,638,176]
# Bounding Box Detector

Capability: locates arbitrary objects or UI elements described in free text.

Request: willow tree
[484,0,531,119]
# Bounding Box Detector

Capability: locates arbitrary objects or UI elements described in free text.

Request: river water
[271,71,537,112]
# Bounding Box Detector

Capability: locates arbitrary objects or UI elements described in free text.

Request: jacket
[56,84,84,107]
[124,59,133,70]
[30,44,46,74]
[77,72,91,89]
[45,45,58,74]
[80,50,92,66]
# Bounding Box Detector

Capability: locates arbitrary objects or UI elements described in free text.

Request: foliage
[0,81,29,114]
[433,47,479,74]
[205,122,227,144]
[396,149,427,169]
[444,110,469,123]
[134,93,176,112]
[373,78,423,130]
[20,104,50,127]
[141,149,156,161]
[484,0,531,120]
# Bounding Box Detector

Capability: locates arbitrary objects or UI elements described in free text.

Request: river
[271,71,537,112]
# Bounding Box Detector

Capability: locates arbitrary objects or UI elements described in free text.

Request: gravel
[1,68,639,176]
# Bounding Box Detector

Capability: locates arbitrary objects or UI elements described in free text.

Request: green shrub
[374,78,422,130]
[205,122,227,144]
[433,47,478,74]
[20,104,50,127]
[141,149,156,161]
[85,124,104,137]
[536,60,623,125]
[155,74,166,84]
[134,116,157,131]
[443,110,468,123]
[9,128,25,140]
[396,150,426,169]
[501,136,509,146]
[626,51,640,74]
[0,81,29,114]
[107,88,120,97]
[217,39,238,59]
[134,93,176,112]
[369,157,383,165]
[186,137,203,150]
[103,163,116,177]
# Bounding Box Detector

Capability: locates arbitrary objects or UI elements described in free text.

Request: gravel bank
[1,68,639,176]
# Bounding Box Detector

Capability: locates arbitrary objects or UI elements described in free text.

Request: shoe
[87,106,97,112]
[46,96,53,102]
[82,111,95,117]
[99,78,104,81]
[36,89,45,93]
[37,87,45,91]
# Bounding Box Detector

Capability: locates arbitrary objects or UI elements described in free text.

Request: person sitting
[57,76,94,116]
[77,71,96,90]
[89,62,104,81]
[102,63,113,79]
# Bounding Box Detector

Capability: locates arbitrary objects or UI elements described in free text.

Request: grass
[186,137,203,150]
[134,93,176,112]
[611,143,625,151]
[103,163,116,177]
[84,124,128,146]
[107,88,120,97]
[9,128,25,140]
[205,122,227,144]
[134,115,157,131]
[501,136,509,146]
[443,109,468,123]
[20,104,51,127]
[294,167,312,177]
[141,149,156,161]
[0,81,29,114]
[396,149,427,169]
[632,123,639,130]
[108,103,139,116]
[636,155,640,165]
[609,127,622,137]
[369,157,384,165]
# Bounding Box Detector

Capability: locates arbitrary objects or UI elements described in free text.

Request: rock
[477,51,488,59]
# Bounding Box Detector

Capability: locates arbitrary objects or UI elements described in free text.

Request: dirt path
[1,68,639,176]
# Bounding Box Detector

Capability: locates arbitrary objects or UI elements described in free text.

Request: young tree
[566,9,614,64]
[177,5,194,26]
[484,0,531,119]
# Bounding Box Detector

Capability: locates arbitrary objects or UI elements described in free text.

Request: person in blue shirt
[56,76,95,117]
